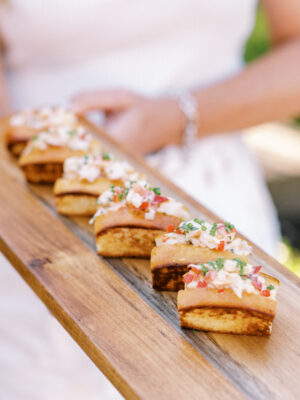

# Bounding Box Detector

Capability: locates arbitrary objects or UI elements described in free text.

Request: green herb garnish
[68,129,76,137]
[150,187,161,195]
[102,152,111,160]
[199,264,209,276]
[194,218,204,225]
[215,258,225,271]
[117,187,129,200]
[267,284,275,290]
[210,222,218,236]
[110,184,115,193]
[180,222,198,233]
[225,222,235,232]
[201,225,207,231]
[207,261,216,269]
[233,257,247,275]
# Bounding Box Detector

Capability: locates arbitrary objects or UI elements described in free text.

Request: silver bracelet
[177,92,198,149]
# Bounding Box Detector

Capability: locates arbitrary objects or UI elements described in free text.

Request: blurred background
[0,2,299,400]
[243,5,300,277]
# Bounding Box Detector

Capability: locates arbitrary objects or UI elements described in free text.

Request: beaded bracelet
[177,92,198,149]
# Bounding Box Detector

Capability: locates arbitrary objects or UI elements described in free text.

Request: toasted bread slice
[54,177,123,216]
[177,274,279,336]
[94,208,183,258]
[8,141,27,157]
[19,139,101,183]
[55,194,98,216]
[6,123,38,157]
[151,243,248,291]
[96,227,164,258]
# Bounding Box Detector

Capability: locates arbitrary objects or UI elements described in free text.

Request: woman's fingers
[70,89,143,114]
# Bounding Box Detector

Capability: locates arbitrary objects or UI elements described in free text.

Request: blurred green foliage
[281,240,300,278]
[243,7,300,277]
[244,6,271,63]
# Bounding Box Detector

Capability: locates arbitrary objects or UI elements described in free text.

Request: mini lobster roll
[92,180,189,258]
[177,259,279,336]
[19,124,101,184]
[151,219,252,291]
[6,106,78,157]
[54,152,141,216]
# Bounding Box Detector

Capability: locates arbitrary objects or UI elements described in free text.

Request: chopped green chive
[180,222,198,233]
[210,222,218,236]
[201,225,207,231]
[207,261,216,269]
[194,218,204,225]
[225,222,235,232]
[68,129,76,137]
[215,258,224,271]
[102,152,111,160]
[233,257,247,275]
[150,187,161,195]
[200,264,209,276]
[267,284,275,290]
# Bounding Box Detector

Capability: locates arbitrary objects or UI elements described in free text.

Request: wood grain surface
[0,120,300,400]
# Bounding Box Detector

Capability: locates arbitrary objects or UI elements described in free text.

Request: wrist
[176,92,199,148]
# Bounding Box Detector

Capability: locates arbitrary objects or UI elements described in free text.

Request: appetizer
[19,125,101,183]
[6,106,78,156]
[151,219,252,291]
[54,152,140,216]
[178,259,279,336]
[92,180,189,258]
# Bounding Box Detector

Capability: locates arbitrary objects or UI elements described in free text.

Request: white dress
[0,1,280,399]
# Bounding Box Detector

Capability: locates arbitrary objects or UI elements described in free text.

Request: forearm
[0,53,11,116]
[193,38,300,136]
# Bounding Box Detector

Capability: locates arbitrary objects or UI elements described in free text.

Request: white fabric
[0,1,280,399]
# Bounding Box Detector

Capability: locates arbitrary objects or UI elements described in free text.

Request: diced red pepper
[217,240,225,251]
[167,225,175,233]
[253,266,262,274]
[174,229,184,234]
[197,280,207,288]
[252,276,262,291]
[261,289,270,297]
[153,195,169,203]
[184,274,193,284]
[139,201,149,210]
[218,288,225,293]
[113,194,119,202]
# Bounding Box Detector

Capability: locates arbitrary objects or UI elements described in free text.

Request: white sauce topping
[185,259,277,299]
[10,107,77,130]
[91,180,188,222]
[155,218,252,257]
[63,154,138,183]
[24,125,93,153]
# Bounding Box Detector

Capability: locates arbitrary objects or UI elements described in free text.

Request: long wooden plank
[1,120,300,399]
[0,164,242,400]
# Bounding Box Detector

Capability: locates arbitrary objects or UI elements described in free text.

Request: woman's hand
[70,90,184,153]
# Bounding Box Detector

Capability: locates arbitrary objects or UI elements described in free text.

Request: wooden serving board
[0,119,300,400]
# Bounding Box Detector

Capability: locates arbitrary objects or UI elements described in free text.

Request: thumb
[70,89,142,115]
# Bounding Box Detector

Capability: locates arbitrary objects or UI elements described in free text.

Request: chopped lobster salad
[184,258,277,299]
[91,180,189,221]
[63,153,139,183]
[10,107,78,130]
[24,125,93,153]
[156,218,252,256]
